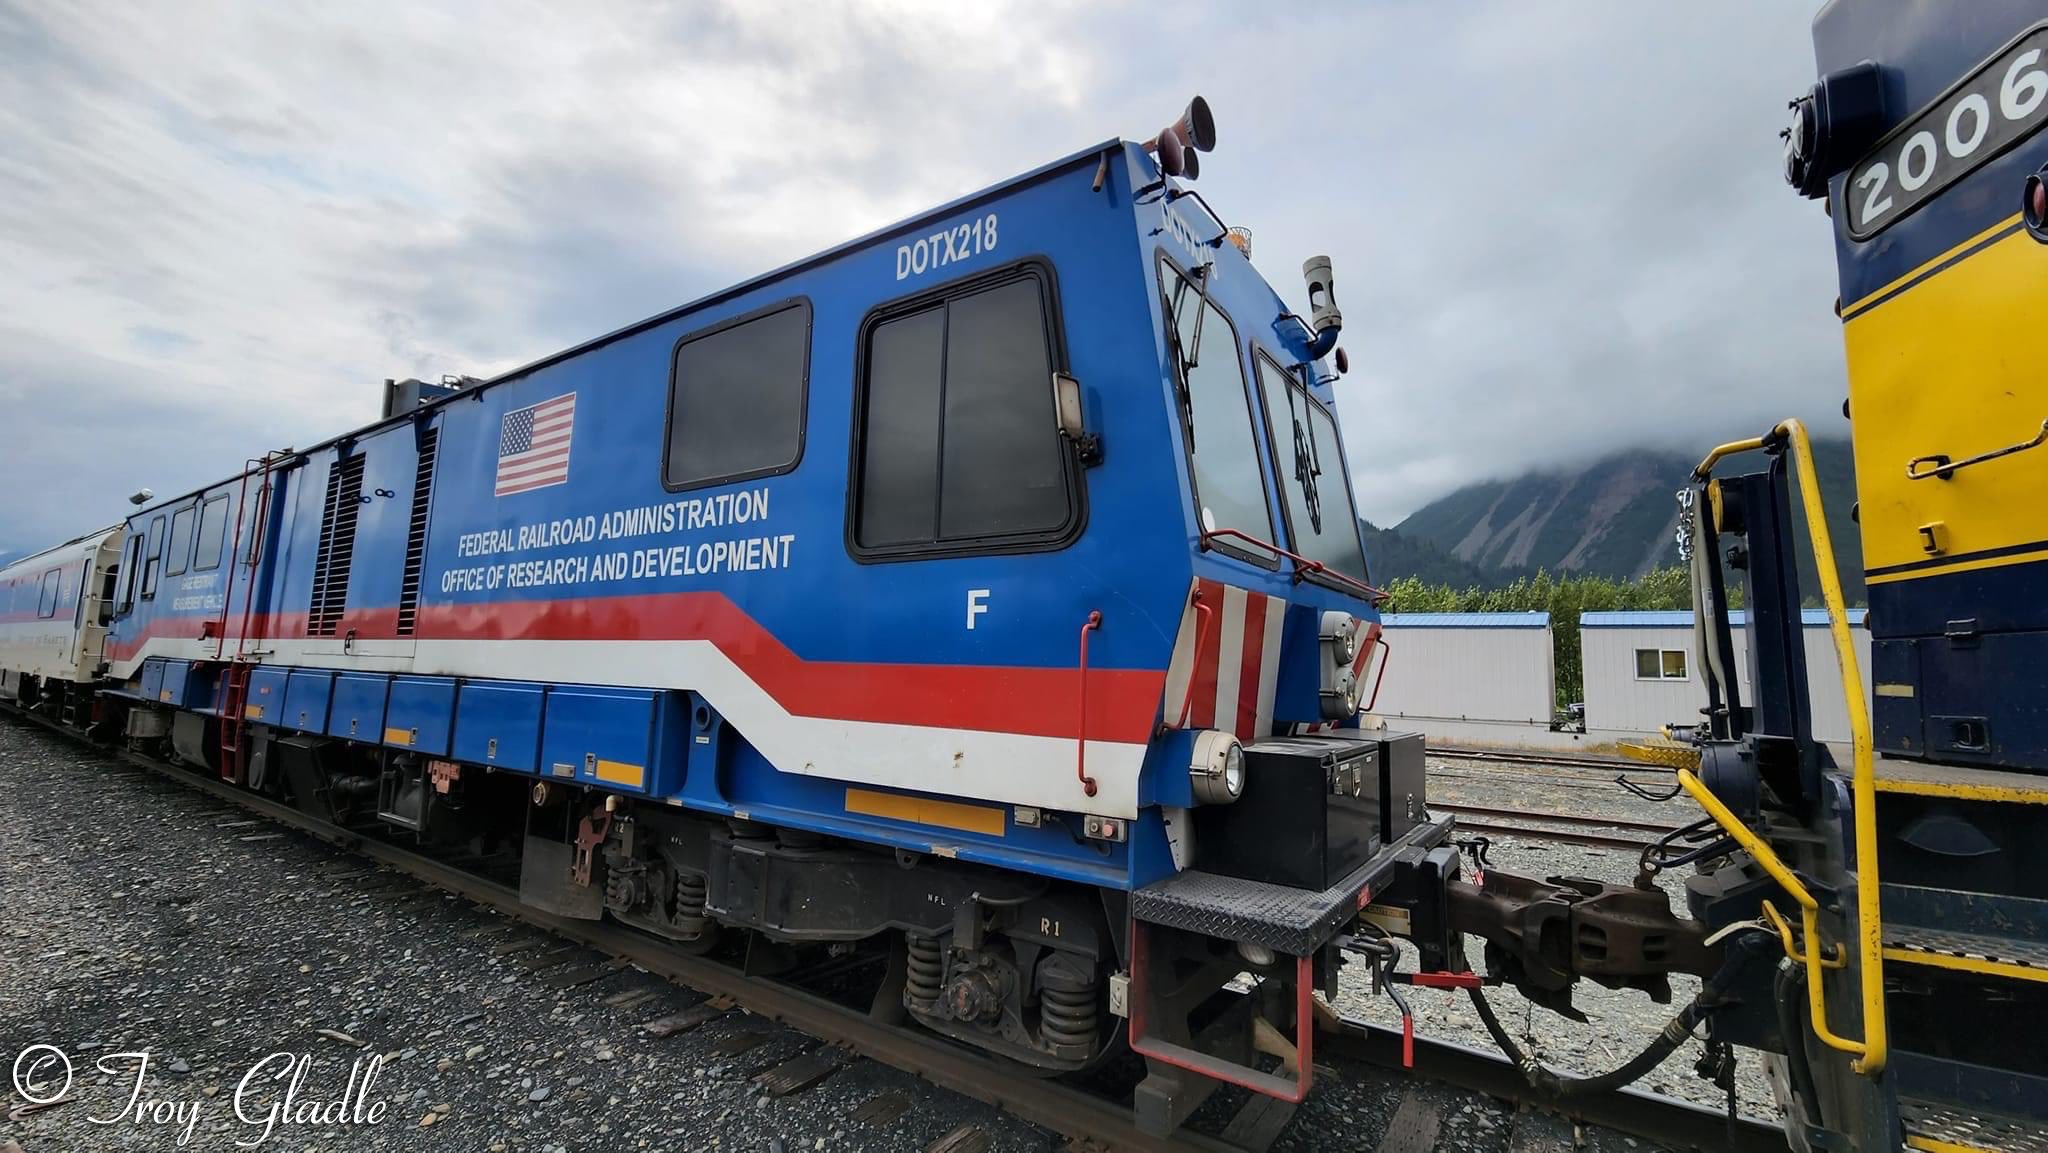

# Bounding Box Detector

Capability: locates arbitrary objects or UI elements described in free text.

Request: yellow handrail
[1687,418,1886,1076]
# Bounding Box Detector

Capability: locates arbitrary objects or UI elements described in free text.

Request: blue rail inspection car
[21,102,1434,1103]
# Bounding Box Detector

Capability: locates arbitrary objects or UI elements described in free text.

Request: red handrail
[1365,636,1391,713]
[1200,528,1388,604]
[1076,610,1103,798]
[1172,590,1213,730]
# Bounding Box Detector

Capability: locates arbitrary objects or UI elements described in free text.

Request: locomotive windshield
[1161,261,1276,553]
[1254,355,1369,583]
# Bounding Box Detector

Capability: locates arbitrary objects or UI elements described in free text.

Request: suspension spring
[673,871,708,937]
[1039,974,1099,1050]
[905,935,945,1008]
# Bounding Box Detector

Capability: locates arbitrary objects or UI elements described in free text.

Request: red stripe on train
[106,592,1167,745]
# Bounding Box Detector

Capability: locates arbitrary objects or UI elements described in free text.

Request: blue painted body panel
[327,672,390,743]
[452,680,547,773]
[281,669,335,734]
[539,685,686,796]
[246,666,289,723]
[386,676,457,755]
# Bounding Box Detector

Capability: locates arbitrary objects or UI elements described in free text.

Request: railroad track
[1,708,1782,1153]
[1427,746,1677,775]
[1431,801,1685,852]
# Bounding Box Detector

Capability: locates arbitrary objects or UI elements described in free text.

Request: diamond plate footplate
[1902,1098,2048,1153]
[1130,817,1451,955]
[1887,925,2048,974]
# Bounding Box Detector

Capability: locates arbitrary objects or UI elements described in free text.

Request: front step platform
[1876,757,2048,806]
[1131,817,1450,955]
[1886,924,2048,984]
[1903,1097,2048,1153]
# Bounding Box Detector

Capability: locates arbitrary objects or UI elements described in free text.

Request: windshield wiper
[1163,278,1198,453]
[1284,382,1324,534]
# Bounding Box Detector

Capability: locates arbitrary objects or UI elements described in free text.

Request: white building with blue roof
[1371,612,1558,747]
[1579,609,1871,748]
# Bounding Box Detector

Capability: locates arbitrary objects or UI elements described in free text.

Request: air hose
[1466,961,1737,1097]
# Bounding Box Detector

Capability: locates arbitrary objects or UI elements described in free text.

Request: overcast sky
[0,1,1844,556]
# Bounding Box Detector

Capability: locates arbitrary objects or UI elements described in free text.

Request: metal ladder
[214,451,288,784]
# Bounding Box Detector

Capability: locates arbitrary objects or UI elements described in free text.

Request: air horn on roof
[1145,96,1216,179]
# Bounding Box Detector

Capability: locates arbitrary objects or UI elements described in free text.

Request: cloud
[0,0,1837,550]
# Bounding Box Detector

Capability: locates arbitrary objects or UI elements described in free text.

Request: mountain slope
[1390,439,1865,601]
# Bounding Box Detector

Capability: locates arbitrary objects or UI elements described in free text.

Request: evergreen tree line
[1379,567,1742,711]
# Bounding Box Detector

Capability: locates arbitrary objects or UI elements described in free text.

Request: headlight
[1190,730,1245,805]
[1319,668,1360,721]
[1320,610,1359,665]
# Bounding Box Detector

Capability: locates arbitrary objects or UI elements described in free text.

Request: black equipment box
[1194,735,1382,890]
[1376,730,1428,844]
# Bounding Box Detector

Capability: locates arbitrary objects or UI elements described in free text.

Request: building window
[1160,258,1275,561]
[851,266,1075,554]
[664,300,810,491]
[163,506,196,578]
[1635,648,1688,680]
[193,495,230,572]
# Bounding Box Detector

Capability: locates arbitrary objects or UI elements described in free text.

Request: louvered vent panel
[395,429,437,636]
[306,454,365,636]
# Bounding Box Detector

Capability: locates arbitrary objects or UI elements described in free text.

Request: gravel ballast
[1,717,1761,1151]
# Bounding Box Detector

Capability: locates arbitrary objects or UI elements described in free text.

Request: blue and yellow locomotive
[1668,1,2048,1149]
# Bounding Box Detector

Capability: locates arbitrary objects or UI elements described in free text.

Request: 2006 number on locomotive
[1847,24,2048,239]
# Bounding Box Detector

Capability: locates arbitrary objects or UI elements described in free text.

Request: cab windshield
[1254,355,1370,584]
[1160,260,1276,559]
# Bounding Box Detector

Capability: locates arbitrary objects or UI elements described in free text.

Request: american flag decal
[1162,578,1287,742]
[496,393,576,496]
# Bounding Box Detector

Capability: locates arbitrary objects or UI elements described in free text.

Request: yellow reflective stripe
[1867,547,2048,585]
[1840,212,2024,320]
[1883,945,2048,985]
[384,727,414,746]
[1876,777,2048,805]
[845,787,1005,837]
[1907,1135,2003,1153]
[593,759,646,789]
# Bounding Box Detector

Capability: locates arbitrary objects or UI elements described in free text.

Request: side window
[37,569,59,619]
[141,515,166,599]
[1161,260,1275,557]
[164,506,196,578]
[1634,648,1689,681]
[665,301,810,490]
[852,268,1075,553]
[1254,355,1371,583]
[117,531,144,613]
[193,495,229,572]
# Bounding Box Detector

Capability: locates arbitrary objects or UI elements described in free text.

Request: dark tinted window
[115,533,141,612]
[37,569,59,618]
[1255,355,1370,583]
[853,269,1072,553]
[939,279,1065,538]
[141,515,166,598]
[164,506,196,577]
[857,307,945,548]
[665,301,809,489]
[194,496,229,572]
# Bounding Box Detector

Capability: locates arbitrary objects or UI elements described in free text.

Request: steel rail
[1431,801,1683,836]
[4,709,1790,1152]
[1426,746,1677,774]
